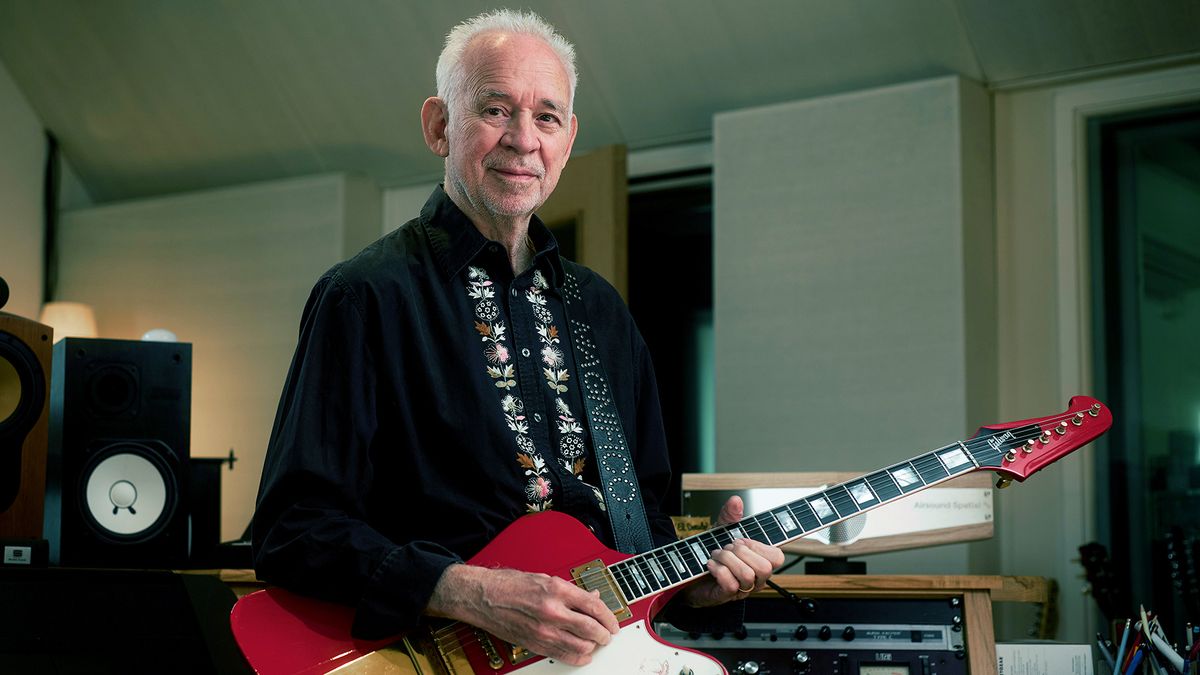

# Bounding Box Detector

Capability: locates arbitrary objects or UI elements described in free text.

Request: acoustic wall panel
[713,76,995,571]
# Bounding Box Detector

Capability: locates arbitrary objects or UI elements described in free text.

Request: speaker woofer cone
[0,332,46,512]
[78,441,179,544]
[0,332,45,435]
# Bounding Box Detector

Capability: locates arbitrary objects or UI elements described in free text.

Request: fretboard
[606,424,1041,604]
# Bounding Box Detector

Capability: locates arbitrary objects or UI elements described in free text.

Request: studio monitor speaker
[0,312,52,540]
[46,337,192,567]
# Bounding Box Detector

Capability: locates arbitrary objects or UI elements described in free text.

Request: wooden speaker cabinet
[0,312,53,540]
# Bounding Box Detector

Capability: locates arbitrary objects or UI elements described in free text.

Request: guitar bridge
[571,559,632,621]
[475,629,505,670]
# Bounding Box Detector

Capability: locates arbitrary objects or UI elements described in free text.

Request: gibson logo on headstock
[987,430,1015,452]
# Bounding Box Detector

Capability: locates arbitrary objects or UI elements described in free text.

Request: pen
[1097,632,1116,672]
[1115,619,1132,675]
[1146,648,1167,675]
[1122,624,1145,675]
[1123,645,1144,675]
[1147,627,1183,672]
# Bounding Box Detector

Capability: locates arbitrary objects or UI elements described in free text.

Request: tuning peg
[1055,421,1068,435]
[1024,439,1036,454]
[1041,430,1052,443]
[996,477,1013,489]
[1004,450,1016,463]
[1072,412,1084,426]
[1089,403,1102,417]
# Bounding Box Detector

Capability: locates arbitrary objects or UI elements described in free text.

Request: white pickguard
[514,620,724,675]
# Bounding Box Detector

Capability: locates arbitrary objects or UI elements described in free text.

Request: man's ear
[565,113,579,161]
[421,97,450,158]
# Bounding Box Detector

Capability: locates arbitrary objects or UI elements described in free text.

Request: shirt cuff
[351,542,463,639]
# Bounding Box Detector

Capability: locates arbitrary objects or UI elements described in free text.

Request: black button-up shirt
[252,186,678,637]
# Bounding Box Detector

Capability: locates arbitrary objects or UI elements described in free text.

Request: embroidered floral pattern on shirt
[468,266,551,512]
[525,271,590,483]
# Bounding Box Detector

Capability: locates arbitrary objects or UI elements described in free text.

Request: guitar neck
[607,421,1053,604]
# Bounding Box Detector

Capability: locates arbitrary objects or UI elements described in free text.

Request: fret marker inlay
[892,466,920,487]
[849,483,874,504]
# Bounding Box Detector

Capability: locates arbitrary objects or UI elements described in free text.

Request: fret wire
[756,514,785,545]
[654,549,681,585]
[746,516,774,544]
[957,440,981,468]
[790,500,821,529]
[930,448,955,474]
[673,541,702,577]
[868,470,903,500]
[827,484,860,515]
[633,555,661,592]
[767,510,792,539]
[614,559,643,595]
[820,491,843,519]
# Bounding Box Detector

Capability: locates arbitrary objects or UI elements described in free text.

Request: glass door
[1091,104,1200,632]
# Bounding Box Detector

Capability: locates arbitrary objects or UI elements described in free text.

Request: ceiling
[1,0,1198,204]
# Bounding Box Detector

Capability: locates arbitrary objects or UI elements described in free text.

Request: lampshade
[39,301,99,339]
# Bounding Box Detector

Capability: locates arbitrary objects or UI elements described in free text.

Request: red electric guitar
[231,396,1112,674]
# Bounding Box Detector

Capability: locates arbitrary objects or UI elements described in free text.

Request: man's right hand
[426,564,620,666]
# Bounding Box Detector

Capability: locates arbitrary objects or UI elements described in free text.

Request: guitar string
[429,406,1101,659]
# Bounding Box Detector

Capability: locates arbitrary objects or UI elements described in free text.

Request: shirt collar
[420,184,565,288]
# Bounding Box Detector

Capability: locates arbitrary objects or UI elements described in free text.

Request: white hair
[436,9,578,118]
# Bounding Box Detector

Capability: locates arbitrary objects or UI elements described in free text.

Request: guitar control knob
[793,651,812,673]
[794,625,808,640]
[818,625,832,641]
[842,626,856,641]
[735,661,761,675]
[733,625,749,640]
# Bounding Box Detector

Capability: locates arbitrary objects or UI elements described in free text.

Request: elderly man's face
[438,33,577,224]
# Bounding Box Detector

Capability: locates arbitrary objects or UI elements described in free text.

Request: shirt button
[533,413,542,422]
[521,348,530,357]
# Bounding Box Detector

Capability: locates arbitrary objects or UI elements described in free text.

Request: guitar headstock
[970,395,1113,484]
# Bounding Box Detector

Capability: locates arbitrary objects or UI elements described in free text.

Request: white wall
[57,173,380,540]
[713,75,996,576]
[0,58,46,319]
[383,181,437,234]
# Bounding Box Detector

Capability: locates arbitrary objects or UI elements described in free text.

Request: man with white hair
[252,9,782,667]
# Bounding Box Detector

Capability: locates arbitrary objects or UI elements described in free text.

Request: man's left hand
[680,495,785,608]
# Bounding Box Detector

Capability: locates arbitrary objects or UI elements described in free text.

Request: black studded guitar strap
[561,267,654,554]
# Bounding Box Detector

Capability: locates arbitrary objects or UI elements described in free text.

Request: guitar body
[232,511,723,674]
[233,396,1113,675]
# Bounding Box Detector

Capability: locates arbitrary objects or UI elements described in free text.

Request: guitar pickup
[571,559,632,621]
